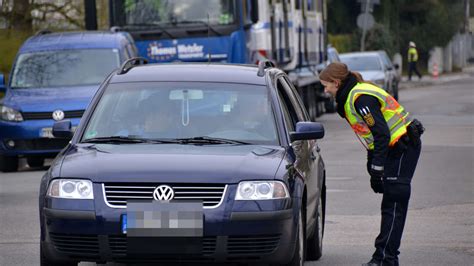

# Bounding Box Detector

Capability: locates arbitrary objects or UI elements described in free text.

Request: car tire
[27,157,45,168]
[0,155,19,172]
[306,183,326,260]
[40,243,77,266]
[287,207,305,266]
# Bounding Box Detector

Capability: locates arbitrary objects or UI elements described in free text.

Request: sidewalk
[399,64,474,90]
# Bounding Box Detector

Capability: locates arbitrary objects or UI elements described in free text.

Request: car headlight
[47,179,94,199]
[0,105,23,122]
[235,181,290,200]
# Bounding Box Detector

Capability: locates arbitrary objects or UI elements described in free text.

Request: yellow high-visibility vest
[344,83,412,150]
[408,47,418,62]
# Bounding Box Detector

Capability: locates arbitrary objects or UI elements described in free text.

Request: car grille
[7,139,70,151]
[22,110,84,120]
[103,183,227,208]
[49,233,99,258]
[227,234,280,256]
[109,235,217,257]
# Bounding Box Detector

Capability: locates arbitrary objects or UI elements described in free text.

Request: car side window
[277,89,295,132]
[276,77,300,130]
[281,76,309,121]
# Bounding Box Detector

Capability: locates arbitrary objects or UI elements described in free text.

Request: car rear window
[82,82,279,145]
[340,55,382,71]
[10,49,120,88]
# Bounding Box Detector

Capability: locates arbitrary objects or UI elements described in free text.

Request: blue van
[0,31,138,172]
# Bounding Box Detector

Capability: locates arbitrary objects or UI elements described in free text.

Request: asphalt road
[0,76,473,266]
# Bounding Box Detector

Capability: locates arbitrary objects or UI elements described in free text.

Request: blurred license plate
[123,201,203,237]
[40,126,76,138]
[40,128,54,138]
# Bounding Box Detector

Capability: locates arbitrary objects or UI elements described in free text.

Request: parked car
[376,50,400,99]
[0,30,138,172]
[316,45,341,73]
[340,51,399,99]
[39,60,327,265]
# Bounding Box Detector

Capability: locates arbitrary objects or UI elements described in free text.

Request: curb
[399,72,473,90]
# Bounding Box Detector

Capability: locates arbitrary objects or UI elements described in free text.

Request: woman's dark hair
[320,62,373,85]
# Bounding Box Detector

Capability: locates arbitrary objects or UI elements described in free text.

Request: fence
[429,33,473,74]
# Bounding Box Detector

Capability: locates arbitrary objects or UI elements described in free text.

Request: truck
[104,0,330,119]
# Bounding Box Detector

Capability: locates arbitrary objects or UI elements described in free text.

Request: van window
[10,49,120,88]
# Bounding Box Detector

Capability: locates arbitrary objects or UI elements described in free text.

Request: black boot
[362,258,381,266]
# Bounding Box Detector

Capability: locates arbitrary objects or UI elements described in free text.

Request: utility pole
[360,0,371,51]
[357,0,379,51]
[84,0,98,30]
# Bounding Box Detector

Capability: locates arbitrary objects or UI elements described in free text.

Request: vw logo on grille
[153,185,174,201]
[52,110,65,121]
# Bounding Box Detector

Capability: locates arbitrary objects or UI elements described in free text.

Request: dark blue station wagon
[38,60,327,265]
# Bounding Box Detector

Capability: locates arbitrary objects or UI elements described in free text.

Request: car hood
[3,85,99,112]
[358,70,385,81]
[59,144,286,184]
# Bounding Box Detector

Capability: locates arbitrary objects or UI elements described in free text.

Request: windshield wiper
[124,23,176,39]
[81,136,147,144]
[177,136,251,145]
[177,20,221,36]
[81,136,180,144]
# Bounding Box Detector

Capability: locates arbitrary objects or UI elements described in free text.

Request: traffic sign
[357,13,375,30]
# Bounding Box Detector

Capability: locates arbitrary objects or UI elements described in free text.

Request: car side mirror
[53,120,73,138]
[290,122,325,142]
[393,64,400,70]
[0,73,6,94]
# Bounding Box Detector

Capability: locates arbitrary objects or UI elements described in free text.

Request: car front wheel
[306,183,326,260]
[0,155,18,172]
[287,207,305,266]
[27,157,45,168]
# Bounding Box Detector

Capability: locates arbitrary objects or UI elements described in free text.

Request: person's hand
[369,166,384,194]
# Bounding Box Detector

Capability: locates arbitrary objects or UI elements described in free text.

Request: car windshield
[114,0,236,27]
[10,49,120,88]
[82,82,278,145]
[340,55,382,71]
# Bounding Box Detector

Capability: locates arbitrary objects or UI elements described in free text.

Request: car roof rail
[35,29,52,36]
[118,57,148,75]
[257,60,276,77]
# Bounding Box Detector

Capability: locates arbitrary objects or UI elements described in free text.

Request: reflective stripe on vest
[344,83,412,150]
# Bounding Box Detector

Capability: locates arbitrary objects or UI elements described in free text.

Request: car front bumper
[0,118,80,156]
[40,183,298,264]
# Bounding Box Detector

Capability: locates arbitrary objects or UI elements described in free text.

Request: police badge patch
[360,107,375,127]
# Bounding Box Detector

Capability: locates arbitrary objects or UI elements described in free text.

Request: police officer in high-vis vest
[408,41,422,81]
[320,62,424,266]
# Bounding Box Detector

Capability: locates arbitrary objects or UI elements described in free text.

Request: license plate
[123,201,203,237]
[40,126,77,138]
[40,128,54,138]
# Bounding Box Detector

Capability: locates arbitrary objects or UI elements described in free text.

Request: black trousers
[408,62,422,80]
[367,140,422,266]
